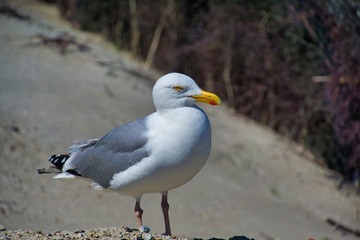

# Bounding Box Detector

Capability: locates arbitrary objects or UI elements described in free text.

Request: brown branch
[30,33,91,54]
[103,83,115,98]
[298,10,333,71]
[129,0,140,56]
[144,0,174,69]
[0,4,31,21]
[326,218,360,238]
[223,19,235,105]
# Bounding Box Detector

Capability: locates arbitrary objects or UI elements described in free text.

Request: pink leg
[161,192,171,236]
[134,199,143,229]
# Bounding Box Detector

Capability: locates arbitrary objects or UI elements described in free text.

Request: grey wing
[64,118,150,188]
[68,138,99,153]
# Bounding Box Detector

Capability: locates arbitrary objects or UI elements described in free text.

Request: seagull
[37,72,221,235]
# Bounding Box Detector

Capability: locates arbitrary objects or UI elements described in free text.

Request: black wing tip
[45,154,83,177]
[49,154,70,169]
[66,169,82,176]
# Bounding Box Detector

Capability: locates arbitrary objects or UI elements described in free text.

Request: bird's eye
[172,86,184,93]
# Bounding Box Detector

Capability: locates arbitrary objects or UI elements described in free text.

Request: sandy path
[0,1,359,239]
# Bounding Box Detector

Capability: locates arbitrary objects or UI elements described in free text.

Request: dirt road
[0,1,359,239]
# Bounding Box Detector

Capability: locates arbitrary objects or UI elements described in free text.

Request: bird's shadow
[194,236,254,240]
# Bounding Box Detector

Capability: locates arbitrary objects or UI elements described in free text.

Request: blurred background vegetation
[42,0,359,184]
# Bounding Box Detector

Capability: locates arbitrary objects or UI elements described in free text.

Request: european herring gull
[38,72,221,235]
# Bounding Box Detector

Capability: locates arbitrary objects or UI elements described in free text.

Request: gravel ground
[0,227,253,240]
[0,227,171,240]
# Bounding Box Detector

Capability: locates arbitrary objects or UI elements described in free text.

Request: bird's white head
[152,73,221,111]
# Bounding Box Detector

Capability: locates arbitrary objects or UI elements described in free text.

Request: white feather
[53,172,77,179]
[91,182,104,190]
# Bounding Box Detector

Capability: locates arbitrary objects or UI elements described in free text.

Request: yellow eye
[172,86,184,93]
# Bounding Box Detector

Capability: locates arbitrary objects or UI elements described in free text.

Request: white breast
[109,106,211,197]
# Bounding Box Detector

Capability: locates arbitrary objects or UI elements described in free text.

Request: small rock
[0,224,6,231]
[139,225,150,233]
[123,226,133,233]
[142,232,153,240]
[10,126,20,133]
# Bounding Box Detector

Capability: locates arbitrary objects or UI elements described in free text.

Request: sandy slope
[0,1,359,239]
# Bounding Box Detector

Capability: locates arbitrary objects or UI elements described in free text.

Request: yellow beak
[192,90,221,105]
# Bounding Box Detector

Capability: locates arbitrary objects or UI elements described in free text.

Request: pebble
[0,224,6,231]
[142,232,153,240]
[123,226,133,233]
[139,225,150,233]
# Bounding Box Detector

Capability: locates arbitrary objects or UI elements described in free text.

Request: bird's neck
[156,105,202,115]
[154,105,207,126]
